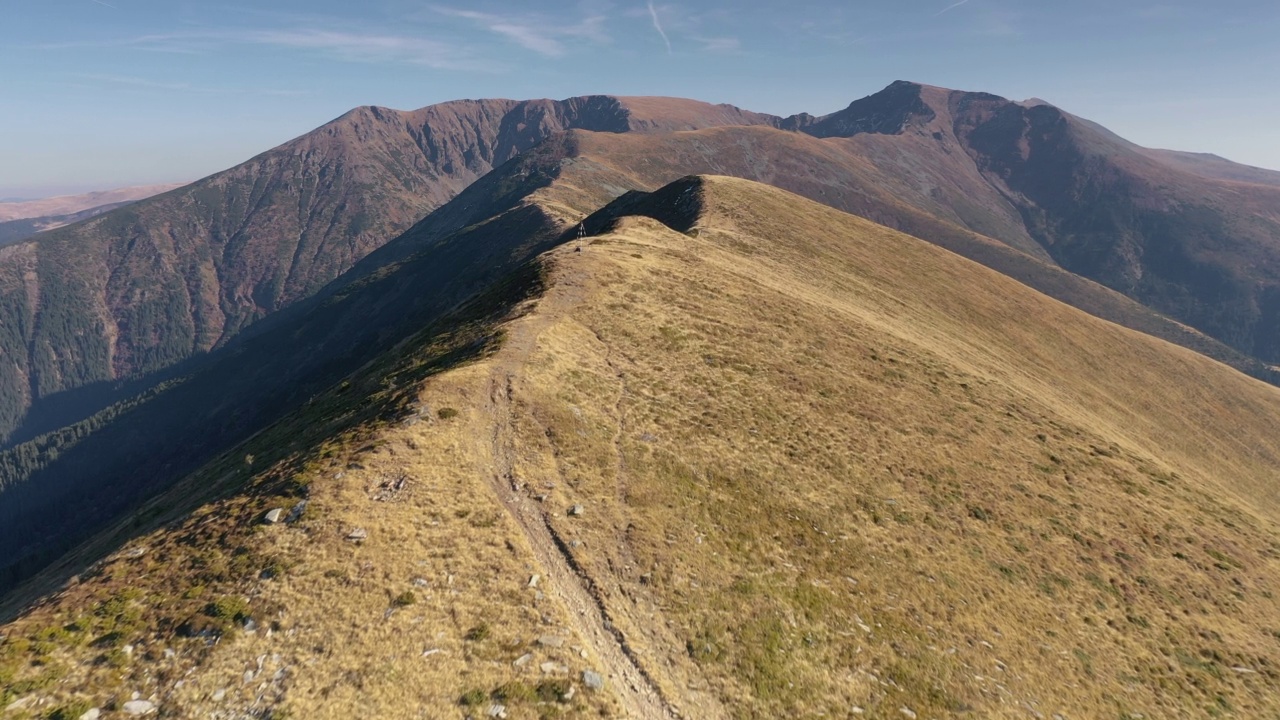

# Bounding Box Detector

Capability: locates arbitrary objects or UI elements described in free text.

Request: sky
[1,0,1278,198]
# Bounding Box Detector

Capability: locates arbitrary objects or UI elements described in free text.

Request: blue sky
[2,0,1278,198]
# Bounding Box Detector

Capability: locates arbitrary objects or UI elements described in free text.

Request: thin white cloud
[88,0,117,8]
[70,72,312,96]
[245,29,469,68]
[431,6,608,57]
[647,1,673,54]
[935,0,972,16]
[695,36,740,53]
[37,28,491,71]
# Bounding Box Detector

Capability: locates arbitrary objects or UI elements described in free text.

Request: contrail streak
[935,0,970,16]
[647,1,672,54]
[90,0,117,7]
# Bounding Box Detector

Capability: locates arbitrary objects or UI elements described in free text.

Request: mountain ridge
[0,93,773,447]
[4,174,1280,718]
[4,79,1280,607]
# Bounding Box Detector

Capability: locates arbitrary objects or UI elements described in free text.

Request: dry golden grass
[499,177,1280,718]
[5,175,1280,719]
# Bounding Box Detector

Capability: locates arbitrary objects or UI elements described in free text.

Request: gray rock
[528,574,540,587]
[211,688,227,702]
[513,653,533,668]
[286,500,309,523]
[487,704,507,718]
[568,504,584,517]
[346,527,368,541]
[121,700,156,716]
[78,710,101,720]
[540,661,568,674]
[583,670,605,690]
[263,508,284,524]
[899,708,917,720]
[537,635,566,648]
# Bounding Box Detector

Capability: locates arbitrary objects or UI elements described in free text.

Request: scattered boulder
[569,504,585,517]
[373,474,410,502]
[540,661,568,674]
[346,528,368,541]
[537,635,566,648]
[487,704,507,719]
[286,500,309,523]
[583,670,605,690]
[513,653,533,668]
[528,574,540,588]
[900,708,917,719]
[79,709,101,720]
[263,508,284,524]
[121,699,156,716]
[211,689,227,702]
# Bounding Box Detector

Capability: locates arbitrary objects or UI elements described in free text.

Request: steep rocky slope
[4,177,1280,719]
[774,82,1280,365]
[2,114,1273,603]
[0,96,769,446]
[7,80,1280,453]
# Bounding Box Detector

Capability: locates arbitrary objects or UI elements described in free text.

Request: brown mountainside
[4,176,1280,718]
[0,95,767,445]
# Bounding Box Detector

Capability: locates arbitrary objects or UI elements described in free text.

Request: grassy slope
[4,176,1280,719]
[553,127,1277,383]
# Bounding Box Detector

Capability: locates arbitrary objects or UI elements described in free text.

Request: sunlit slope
[505,176,1280,717]
[3,175,1280,719]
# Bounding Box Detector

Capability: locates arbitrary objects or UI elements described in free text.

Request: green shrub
[205,596,251,622]
[437,407,459,420]
[494,681,536,703]
[47,701,94,720]
[535,679,573,702]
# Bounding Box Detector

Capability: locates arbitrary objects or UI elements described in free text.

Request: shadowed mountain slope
[0,95,771,446]
[772,82,1280,365]
[6,81,1279,456]
[3,177,1280,719]
[3,109,1277,598]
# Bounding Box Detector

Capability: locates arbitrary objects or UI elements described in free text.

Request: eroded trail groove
[477,259,681,720]
[486,372,676,720]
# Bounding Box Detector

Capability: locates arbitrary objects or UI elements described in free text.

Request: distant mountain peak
[782,79,938,138]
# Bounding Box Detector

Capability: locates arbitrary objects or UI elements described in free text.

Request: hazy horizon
[2,0,1279,198]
